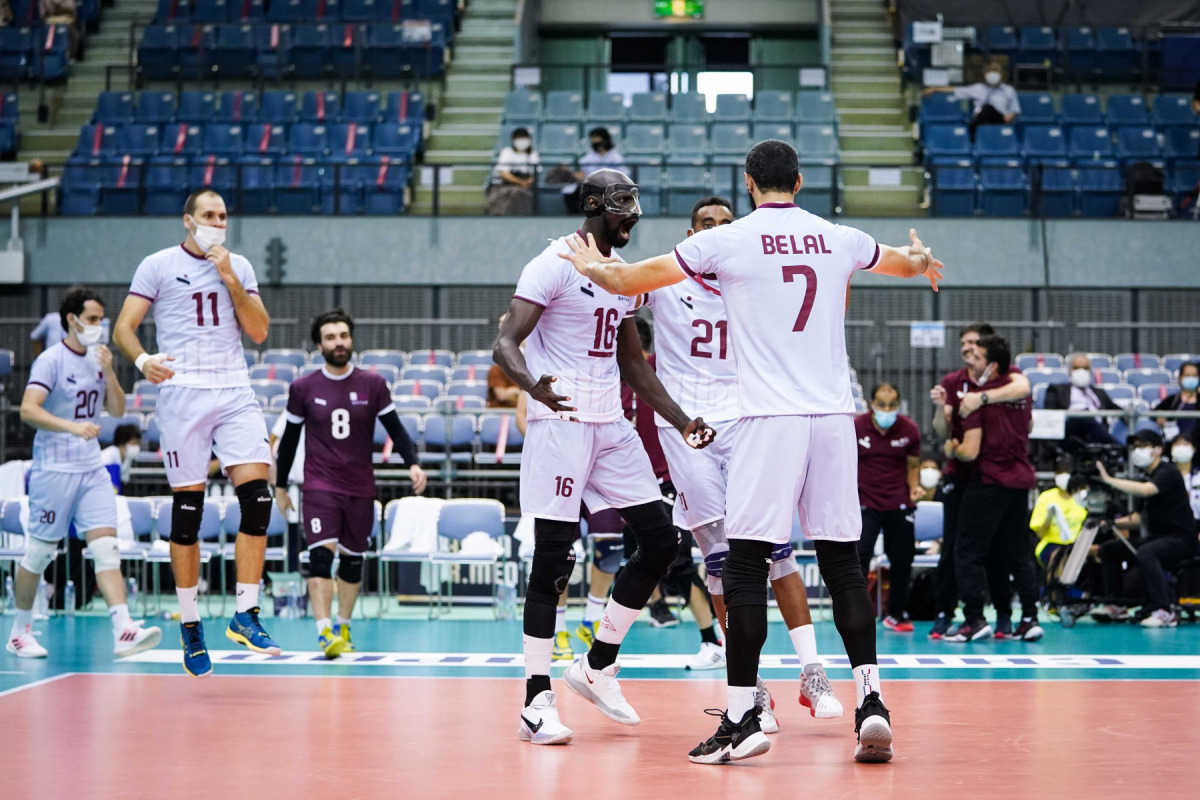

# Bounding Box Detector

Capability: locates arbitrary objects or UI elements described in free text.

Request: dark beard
[323,349,352,367]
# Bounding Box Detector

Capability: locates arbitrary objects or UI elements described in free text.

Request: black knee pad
[337,553,364,584]
[527,519,578,607]
[308,545,334,579]
[723,539,772,610]
[235,479,273,537]
[623,501,679,578]
[815,539,868,598]
[170,491,205,546]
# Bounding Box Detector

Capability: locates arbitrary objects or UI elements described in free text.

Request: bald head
[583,168,634,189]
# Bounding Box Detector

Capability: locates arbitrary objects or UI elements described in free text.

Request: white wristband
[135,353,157,374]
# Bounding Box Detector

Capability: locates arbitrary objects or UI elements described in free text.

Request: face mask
[1130,447,1155,469]
[188,216,226,253]
[873,409,898,429]
[1054,473,1071,491]
[985,71,1002,86]
[1173,445,1195,464]
[977,364,994,384]
[919,468,941,490]
[1070,369,1092,388]
[1073,490,1089,505]
[512,138,532,152]
[123,443,141,461]
[591,140,605,153]
[1182,376,1199,392]
[76,321,104,347]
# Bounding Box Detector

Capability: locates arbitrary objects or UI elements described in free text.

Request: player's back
[27,343,105,472]
[128,245,258,388]
[673,203,879,418]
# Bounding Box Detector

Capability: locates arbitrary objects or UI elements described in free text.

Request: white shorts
[725,415,862,545]
[658,418,738,531]
[27,466,117,542]
[520,418,662,522]
[157,385,272,488]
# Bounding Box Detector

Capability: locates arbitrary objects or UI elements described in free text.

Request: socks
[554,606,566,634]
[588,598,640,670]
[109,603,133,634]
[788,623,818,668]
[583,593,607,624]
[235,582,259,614]
[316,617,332,635]
[853,663,881,706]
[176,585,200,623]
[336,617,351,629]
[727,685,758,722]
[11,608,32,637]
[700,624,721,646]
[523,634,553,705]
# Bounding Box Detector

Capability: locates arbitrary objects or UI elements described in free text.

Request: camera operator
[1092,430,1200,628]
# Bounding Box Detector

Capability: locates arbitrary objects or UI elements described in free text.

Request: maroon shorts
[301,489,376,555]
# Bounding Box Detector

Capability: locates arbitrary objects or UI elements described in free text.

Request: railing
[510,62,832,100]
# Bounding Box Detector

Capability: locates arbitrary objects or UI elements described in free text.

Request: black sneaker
[688,707,771,765]
[928,615,953,639]
[992,616,1014,639]
[648,599,680,628]
[1013,617,1044,641]
[854,691,893,763]
[944,617,993,642]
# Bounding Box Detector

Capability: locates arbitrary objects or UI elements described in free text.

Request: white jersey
[128,244,259,388]
[26,342,106,473]
[514,235,638,423]
[645,277,739,426]
[672,203,879,417]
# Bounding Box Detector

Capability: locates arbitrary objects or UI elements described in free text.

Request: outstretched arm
[615,319,714,447]
[871,228,944,292]
[558,233,686,297]
[959,372,1031,418]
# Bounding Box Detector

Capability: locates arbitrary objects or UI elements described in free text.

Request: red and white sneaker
[6,629,48,659]
[114,620,163,658]
[882,614,914,633]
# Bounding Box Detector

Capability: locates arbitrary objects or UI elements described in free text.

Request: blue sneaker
[993,616,1014,639]
[928,615,953,640]
[225,607,282,655]
[180,621,212,678]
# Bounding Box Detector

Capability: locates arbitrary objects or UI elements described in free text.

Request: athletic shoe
[552,630,574,661]
[942,621,964,639]
[756,678,779,734]
[882,614,914,633]
[1091,604,1130,622]
[928,615,953,639]
[1014,618,1045,641]
[334,623,355,653]
[685,641,726,671]
[854,691,893,763]
[1141,609,1178,628]
[799,663,844,719]
[943,618,993,642]
[6,629,47,659]
[518,690,573,745]
[688,707,771,765]
[180,621,211,678]
[992,616,1014,639]
[563,656,640,725]
[648,599,679,628]
[225,607,282,655]
[575,620,599,648]
[113,620,162,659]
[319,626,347,660]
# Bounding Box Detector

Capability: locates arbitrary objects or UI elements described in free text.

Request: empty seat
[1163,354,1200,373]
[329,123,371,161]
[668,124,708,156]
[979,165,1029,216]
[1106,95,1148,128]
[1091,368,1123,385]
[250,379,289,404]
[254,21,291,80]
[1068,126,1114,164]
[794,125,838,163]
[138,25,182,80]
[249,363,296,382]
[1115,354,1162,372]
[245,123,287,156]
[262,349,307,368]
[1124,369,1172,388]
[503,89,541,122]
[288,122,329,156]
[216,90,258,122]
[921,93,967,129]
[1017,26,1058,68]
[290,25,332,79]
[975,126,1020,164]
[752,122,793,143]
[1137,383,1174,404]
[144,157,190,214]
[1116,127,1162,167]
[986,26,1018,61]
[73,124,120,159]
[407,350,454,367]
[259,90,298,123]
[1025,367,1069,386]
[189,156,238,197]
[341,90,381,123]
[624,124,665,162]
[754,91,792,122]
[1153,95,1197,130]
[1076,166,1121,216]
[544,90,584,123]
[1016,92,1056,127]
[925,124,971,165]
[393,379,442,400]
[1015,353,1065,370]
[1060,94,1103,129]
[714,94,750,122]
[342,0,385,22]
[201,123,245,157]
[177,90,217,122]
[300,90,340,122]
[267,0,318,22]
[373,123,418,158]
[1023,125,1068,166]
[160,123,204,158]
[1064,26,1097,80]
[795,91,836,126]
[538,123,581,158]
[135,91,177,124]
[360,349,406,370]
[456,350,493,367]
[95,92,135,124]
[383,89,424,124]
[118,124,162,157]
[213,24,256,78]
[1096,27,1138,79]
[585,92,626,125]
[710,122,752,164]
[629,93,667,123]
[931,166,977,216]
[275,157,332,213]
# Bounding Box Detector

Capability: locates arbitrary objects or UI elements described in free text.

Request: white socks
[235,582,259,613]
[336,617,351,629]
[583,593,607,624]
[595,599,640,645]
[727,685,758,722]
[853,664,881,707]
[11,608,32,638]
[316,617,332,634]
[176,585,200,623]
[109,603,133,634]
[788,623,819,668]
[524,635,553,680]
[555,606,567,634]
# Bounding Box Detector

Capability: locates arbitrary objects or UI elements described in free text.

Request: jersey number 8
[331,409,350,440]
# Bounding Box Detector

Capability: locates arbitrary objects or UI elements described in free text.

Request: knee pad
[337,553,364,584]
[87,535,121,574]
[528,519,578,606]
[768,545,799,582]
[308,545,334,580]
[235,479,273,537]
[623,502,679,577]
[703,547,728,595]
[592,537,623,573]
[20,536,57,576]
[722,539,772,609]
[815,539,868,597]
[170,490,205,546]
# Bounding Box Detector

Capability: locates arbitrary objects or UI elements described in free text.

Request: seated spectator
[487,127,538,216]
[1170,433,1200,526]
[41,0,81,60]
[1029,456,1089,568]
[101,424,142,493]
[487,313,520,408]
[924,59,1021,139]
[917,454,943,502]
[562,127,626,213]
[1044,354,1119,447]
[1153,361,1199,440]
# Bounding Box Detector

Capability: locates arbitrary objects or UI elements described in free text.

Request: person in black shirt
[1092,429,1199,628]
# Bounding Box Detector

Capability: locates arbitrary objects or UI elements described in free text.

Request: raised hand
[909,228,944,292]
[207,244,235,283]
[929,384,947,406]
[557,232,617,277]
[93,344,114,372]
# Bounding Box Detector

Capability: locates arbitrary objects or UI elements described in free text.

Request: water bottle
[282,581,300,619]
[126,576,139,608]
[64,580,76,617]
[33,579,50,620]
[4,575,14,614]
[100,318,111,344]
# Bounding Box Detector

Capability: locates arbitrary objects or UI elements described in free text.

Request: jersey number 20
[782,265,818,332]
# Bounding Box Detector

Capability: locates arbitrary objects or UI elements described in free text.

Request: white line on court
[0,672,76,697]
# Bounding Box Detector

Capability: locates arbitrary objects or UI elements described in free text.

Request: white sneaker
[799,664,844,719]
[1141,609,1178,628]
[518,690,573,745]
[564,656,641,725]
[685,641,726,671]
[756,677,779,734]
[114,621,163,658]
[6,630,48,659]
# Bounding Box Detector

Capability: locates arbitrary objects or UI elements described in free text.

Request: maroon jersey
[621,354,670,482]
[962,373,1036,490]
[285,366,394,497]
[940,365,1022,479]
[855,413,921,511]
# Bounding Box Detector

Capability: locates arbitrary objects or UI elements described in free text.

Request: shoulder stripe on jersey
[862,243,881,271]
[247,289,260,296]
[27,381,51,392]
[673,247,696,277]
[674,249,721,296]
[285,412,305,425]
[128,291,156,302]
[513,294,546,310]
[376,403,397,418]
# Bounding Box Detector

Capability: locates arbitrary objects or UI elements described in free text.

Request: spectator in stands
[1028,456,1089,569]
[487,313,520,408]
[487,127,539,216]
[917,454,943,503]
[562,128,626,213]
[924,59,1021,140]
[0,0,12,27]
[1044,354,1120,447]
[1153,361,1199,439]
[29,310,66,356]
[1170,433,1200,526]
[40,0,80,60]
[100,424,142,493]
[1092,429,1199,628]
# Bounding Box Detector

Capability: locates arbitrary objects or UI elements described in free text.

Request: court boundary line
[0,672,76,698]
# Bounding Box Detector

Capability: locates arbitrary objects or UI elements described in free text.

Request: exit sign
[654,0,704,19]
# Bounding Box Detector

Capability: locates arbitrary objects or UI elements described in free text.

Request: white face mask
[188,215,226,253]
[1054,473,1071,492]
[919,468,941,490]
[75,320,104,347]
[1073,490,1089,505]
[512,138,532,152]
[123,443,141,461]
[985,71,1002,86]
[1173,445,1195,464]
[1130,447,1156,469]
[1069,368,1092,388]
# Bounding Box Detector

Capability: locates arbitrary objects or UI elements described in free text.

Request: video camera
[1073,441,1127,484]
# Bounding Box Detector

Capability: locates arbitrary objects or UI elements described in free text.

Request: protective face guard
[581,183,642,216]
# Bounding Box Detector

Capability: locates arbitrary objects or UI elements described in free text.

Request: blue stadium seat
[36,24,69,82]
[144,157,190,214]
[248,363,297,382]
[372,123,418,158]
[544,91,585,123]
[244,123,288,157]
[237,158,277,213]
[585,92,626,125]
[137,25,182,80]
[1068,126,1114,165]
[924,124,972,165]
[457,351,493,368]
[975,125,1020,165]
[1037,167,1076,217]
[95,92,135,124]
[931,166,977,216]
[151,0,187,22]
[797,164,836,217]
[1167,163,1200,209]
[1017,26,1058,69]
[449,364,487,382]
[60,161,103,215]
[1163,354,1200,373]
[478,413,523,454]
[979,165,1029,216]
[329,124,371,161]
[1136,383,1173,404]
[290,24,332,79]
[176,25,217,81]
[0,27,33,82]
[754,91,792,122]
[623,124,665,164]
[795,125,838,164]
[665,161,711,216]
[1016,92,1056,129]
[191,0,231,23]
[1092,368,1123,385]
[342,0,385,22]
[259,90,298,124]
[711,122,752,164]
[445,381,488,400]
[503,89,541,123]
[213,24,257,79]
[1116,127,1163,168]
[117,123,162,158]
[1025,367,1069,386]
[275,158,333,214]
[1116,354,1162,372]
[1106,95,1149,129]
[1015,353,1065,370]
[99,158,146,215]
[267,0,318,22]
[407,351,453,369]
[629,93,667,123]
[986,26,1018,62]
[216,90,258,122]
[341,90,382,123]
[201,123,246,157]
[1060,94,1103,130]
[1153,95,1197,130]
[1023,125,1068,166]
[288,122,329,156]
[1096,27,1138,79]
[538,123,581,159]
[795,91,836,126]
[415,0,454,26]
[668,124,708,156]
[920,93,966,133]
[752,122,792,143]
[337,157,407,215]
[160,123,204,159]
[360,350,406,370]
[74,124,120,159]
[1076,166,1122,216]
[383,90,424,125]
[393,379,442,400]
[328,22,362,78]
[188,156,238,198]
[364,24,412,79]
[177,90,217,122]
[1127,369,1171,390]
[254,21,292,80]
[1064,27,1097,81]
[134,91,176,125]
[714,94,750,122]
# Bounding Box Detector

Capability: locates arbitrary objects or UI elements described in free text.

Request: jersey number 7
[782,265,818,332]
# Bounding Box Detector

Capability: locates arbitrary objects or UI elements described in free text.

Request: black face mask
[591,141,605,153]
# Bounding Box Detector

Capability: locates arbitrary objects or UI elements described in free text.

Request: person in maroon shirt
[945,335,1042,643]
[854,382,922,632]
[926,322,1030,639]
[274,309,427,659]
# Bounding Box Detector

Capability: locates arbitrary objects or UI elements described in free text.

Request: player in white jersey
[559,140,944,764]
[113,190,279,679]
[495,169,715,745]
[9,287,161,660]
[648,196,843,727]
